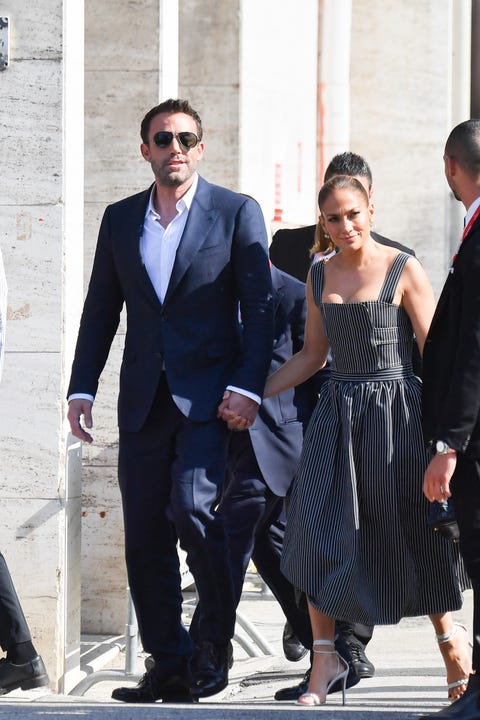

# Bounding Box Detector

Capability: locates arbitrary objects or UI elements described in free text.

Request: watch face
[436,441,449,454]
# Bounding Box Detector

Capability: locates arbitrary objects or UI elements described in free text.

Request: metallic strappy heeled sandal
[436,623,473,702]
[296,639,349,707]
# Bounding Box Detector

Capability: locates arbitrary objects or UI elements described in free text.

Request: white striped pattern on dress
[281,253,466,625]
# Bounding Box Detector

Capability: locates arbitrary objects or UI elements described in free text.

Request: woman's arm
[264,272,329,397]
[400,257,436,356]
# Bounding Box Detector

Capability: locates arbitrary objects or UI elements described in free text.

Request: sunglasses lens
[152,131,199,150]
[153,131,173,147]
[178,132,199,149]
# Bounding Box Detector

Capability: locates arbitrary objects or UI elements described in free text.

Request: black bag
[427,498,459,542]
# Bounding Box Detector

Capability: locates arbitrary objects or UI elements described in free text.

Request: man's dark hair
[140,98,203,144]
[324,152,373,188]
[445,119,480,177]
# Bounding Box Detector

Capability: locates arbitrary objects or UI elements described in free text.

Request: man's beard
[151,159,194,187]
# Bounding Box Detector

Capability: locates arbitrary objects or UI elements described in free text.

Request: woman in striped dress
[264,176,471,706]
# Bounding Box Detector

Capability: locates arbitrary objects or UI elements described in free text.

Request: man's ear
[140,142,151,162]
[444,154,457,177]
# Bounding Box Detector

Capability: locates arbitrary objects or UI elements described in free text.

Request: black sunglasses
[152,131,200,150]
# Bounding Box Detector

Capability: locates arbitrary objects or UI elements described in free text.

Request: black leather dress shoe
[0,655,49,695]
[274,663,360,701]
[345,639,375,678]
[112,666,193,703]
[282,622,308,662]
[189,641,229,698]
[421,674,480,719]
[146,640,234,673]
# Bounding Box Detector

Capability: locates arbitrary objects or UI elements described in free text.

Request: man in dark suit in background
[269,151,415,284]
[67,98,274,702]
[219,264,314,616]
[422,119,480,720]
[219,263,360,698]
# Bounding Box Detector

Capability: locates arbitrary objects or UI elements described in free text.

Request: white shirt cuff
[226,385,261,406]
[68,393,95,403]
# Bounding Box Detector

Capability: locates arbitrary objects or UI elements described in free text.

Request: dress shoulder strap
[377,252,410,304]
[310,259,326,305]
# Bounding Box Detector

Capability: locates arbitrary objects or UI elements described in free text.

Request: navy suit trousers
[118,374,235,666]
[451,453,480,671]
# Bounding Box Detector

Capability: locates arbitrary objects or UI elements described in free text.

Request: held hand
[67,398,94,443]
[423,452,457,502]
[217,390,259,431]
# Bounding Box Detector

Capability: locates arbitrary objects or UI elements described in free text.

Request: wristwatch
[435,440,453,455]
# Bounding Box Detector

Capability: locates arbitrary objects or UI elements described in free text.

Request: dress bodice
[310,253,414,377]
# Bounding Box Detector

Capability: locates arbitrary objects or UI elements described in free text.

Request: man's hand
[67,398,94,443]
[217,390,259,431]
[423,452,457,502]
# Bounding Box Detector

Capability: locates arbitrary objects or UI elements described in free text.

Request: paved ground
[0,587,473,719]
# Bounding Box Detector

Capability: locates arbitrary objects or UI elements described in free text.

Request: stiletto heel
[296,639,349,707]
[436,622,473,702]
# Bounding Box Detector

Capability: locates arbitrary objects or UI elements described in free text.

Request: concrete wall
[178,0,319,227]
[81,0,159,634]
[348,0,468,295]
[0,0,83,691]
[239,0,319,227]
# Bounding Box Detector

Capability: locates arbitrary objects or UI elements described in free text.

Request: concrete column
[0,0,83,692]
[317,0,352,184]
[81,0,163,636]
[447,0,472,256]
[159,0,179,99]
[350,0,459,296]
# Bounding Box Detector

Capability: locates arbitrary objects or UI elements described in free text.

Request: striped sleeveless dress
[281,252,464,624]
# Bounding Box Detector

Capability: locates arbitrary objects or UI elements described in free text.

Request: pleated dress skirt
[281,254,465,624]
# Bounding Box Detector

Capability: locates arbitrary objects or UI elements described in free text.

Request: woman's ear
[318,213,328,236]
[368,202,375,226]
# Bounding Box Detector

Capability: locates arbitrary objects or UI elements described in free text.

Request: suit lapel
[163,177,218,305]
[124,184,164,310]
[429,216,480,336]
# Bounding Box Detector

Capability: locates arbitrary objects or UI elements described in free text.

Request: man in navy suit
[422,119,480,720]
[67,98,274,702]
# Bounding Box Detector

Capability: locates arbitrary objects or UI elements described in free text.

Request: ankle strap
[436,623,467,645]
[312,639,335,654]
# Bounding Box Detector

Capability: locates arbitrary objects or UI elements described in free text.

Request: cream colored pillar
[81,0,177,636]
[0,0,84,692]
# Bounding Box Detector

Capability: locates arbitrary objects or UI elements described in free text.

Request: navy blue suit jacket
[68,176,274,430]
[423,214,480,457]
[247,266,316,497]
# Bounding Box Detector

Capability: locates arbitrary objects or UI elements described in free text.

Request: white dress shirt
[141,175,198,304]
[465,196,480,229]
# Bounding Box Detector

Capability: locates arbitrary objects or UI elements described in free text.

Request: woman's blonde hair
[310,220,335,257]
